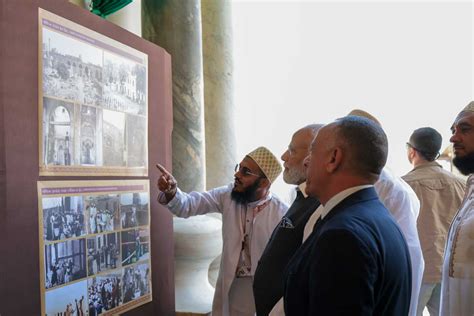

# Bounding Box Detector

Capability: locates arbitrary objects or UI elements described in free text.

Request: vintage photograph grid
[39,180,152,316]
[39,9,148,176]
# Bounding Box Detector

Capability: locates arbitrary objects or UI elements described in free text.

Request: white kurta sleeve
[165,186,228,218]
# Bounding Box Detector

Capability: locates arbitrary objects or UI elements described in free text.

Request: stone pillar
[202,0,236,189]
[107,0,142,37]
[143,0,206,193]
[201,0,235,287]
[143,1,222,314]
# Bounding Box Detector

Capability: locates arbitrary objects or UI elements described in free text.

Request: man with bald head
[284,116,412,315]
[253,125,322,316]
[440,101,474,316]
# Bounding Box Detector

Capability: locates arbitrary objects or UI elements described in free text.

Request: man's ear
[327,147,343,173]
[258,177,271,189]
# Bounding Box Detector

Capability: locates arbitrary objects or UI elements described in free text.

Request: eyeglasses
[234,164,262,178]
[406,142,416,150]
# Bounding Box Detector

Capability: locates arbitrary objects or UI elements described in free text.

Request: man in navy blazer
[283,116,412,316]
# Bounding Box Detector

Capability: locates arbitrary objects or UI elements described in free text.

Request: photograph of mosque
[38,180,152,315]
[39,9,148,176]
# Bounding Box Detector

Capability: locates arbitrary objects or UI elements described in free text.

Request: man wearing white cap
[440,101,474,316]
[156,146,288,316]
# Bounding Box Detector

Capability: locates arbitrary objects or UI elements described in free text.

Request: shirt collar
[412,161,442,172]
[320,185,373,219]
[298,182,308,198]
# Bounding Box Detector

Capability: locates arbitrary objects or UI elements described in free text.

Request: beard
[453,151,474,175]
[231,179,261,205]
[283,166,306,185]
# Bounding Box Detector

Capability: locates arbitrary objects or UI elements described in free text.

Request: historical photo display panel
[38,180,152,315]
[39,8,148,176]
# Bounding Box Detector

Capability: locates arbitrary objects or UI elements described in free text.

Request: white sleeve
[165,186,226,218]
[377,183,424,316]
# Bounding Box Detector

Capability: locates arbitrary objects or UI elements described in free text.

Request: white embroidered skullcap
[246,146,282,183]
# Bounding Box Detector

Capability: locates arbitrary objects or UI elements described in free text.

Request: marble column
[107,0,142,37]
[202,0,236,190]
[143,0,206,193]
[201,0,235,288]
[143,1,221,314]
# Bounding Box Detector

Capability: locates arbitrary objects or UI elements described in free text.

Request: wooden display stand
[0,0,174,315]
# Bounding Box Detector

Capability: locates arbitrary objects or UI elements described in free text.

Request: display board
[0,1,174,314]
[39,8,148,177]
[38,180,152,315]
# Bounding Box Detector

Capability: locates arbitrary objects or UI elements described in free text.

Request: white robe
[165,184,288,316]
[440,174,473,316]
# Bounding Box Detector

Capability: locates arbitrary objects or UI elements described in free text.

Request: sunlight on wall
[232,1,473,203]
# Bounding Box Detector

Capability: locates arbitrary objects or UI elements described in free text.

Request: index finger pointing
[156,163,171,176]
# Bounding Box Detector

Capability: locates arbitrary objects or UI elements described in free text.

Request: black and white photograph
[42,27,103,105]
[126,114,147,167]
[122,263,151,304]
[102,51,147,116]
[42,196,86,241]
[120,192,149,229]
[88,271,123,315]
[121,229,150,266]
[87,232,121,276]
[102,109,126,167]
[85,194,121,234]
[44,239,87,289]
[80,105,100,166]
[45,280,87,316]
[43,97,75,166]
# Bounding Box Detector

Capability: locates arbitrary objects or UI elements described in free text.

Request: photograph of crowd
[42,27,103,106]
[43,196,86,241]
[88,272,122,315]
[87,232,120,276]
[42,97,75,166]
[122,263,151,304]
[121,229,150,266]
[44,239,87,289]
[85,194,120,234]
[120,192,149,229]
[45,280,87,316]
[102,51,147,116]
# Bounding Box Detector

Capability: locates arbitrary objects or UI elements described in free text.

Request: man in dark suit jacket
[284,116,412,316]
[253,125,322,316]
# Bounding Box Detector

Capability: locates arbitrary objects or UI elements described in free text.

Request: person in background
[440,101,474,316]
[403,127,465,316]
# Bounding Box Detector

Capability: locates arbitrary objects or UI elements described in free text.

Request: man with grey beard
[253,125,322,316]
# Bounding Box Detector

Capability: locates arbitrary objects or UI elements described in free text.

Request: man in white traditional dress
[156,147,288,316]
[440,101,474,316]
